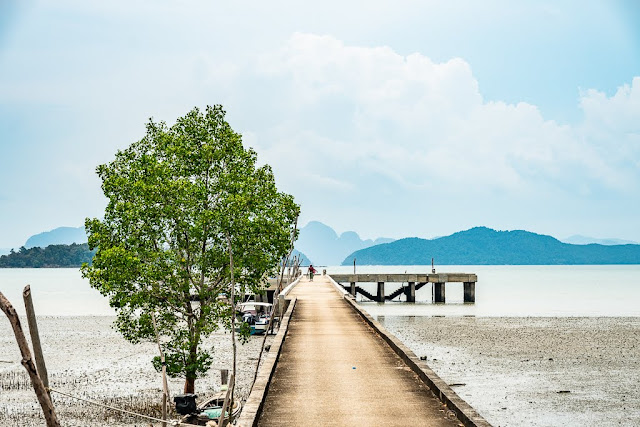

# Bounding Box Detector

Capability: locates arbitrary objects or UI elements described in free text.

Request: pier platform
[255,276,474,426]
[330,273,478,303]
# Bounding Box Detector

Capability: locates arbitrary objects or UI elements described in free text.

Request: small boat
[178,391,241,426]
[237,302,273,335]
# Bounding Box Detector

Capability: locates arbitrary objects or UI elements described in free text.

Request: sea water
[326,264,640,317]
[1,265,639,316]
[0,268,112,316]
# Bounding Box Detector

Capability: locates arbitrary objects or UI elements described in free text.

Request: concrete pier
[331,273,477,304]
[256,277,472,426]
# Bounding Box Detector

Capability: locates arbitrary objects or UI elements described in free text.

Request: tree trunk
[183,340,198,394]
[0,292,60,427]
[184,376,195,394]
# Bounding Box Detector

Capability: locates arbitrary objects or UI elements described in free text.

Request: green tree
[82,105,299,393]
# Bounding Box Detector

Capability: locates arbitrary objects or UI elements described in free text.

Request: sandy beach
[377,316,640,427]
[0,316,272,426]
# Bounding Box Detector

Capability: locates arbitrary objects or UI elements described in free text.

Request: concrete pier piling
[406,281,416,302]
[433,282,446,303]
[377,281,385,302]
[464,281,475,303]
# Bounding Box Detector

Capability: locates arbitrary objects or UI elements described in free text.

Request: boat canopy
[239,302,273,307]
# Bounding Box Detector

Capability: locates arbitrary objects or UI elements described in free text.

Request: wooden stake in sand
[23,285,50,391]
[0,291,60,427]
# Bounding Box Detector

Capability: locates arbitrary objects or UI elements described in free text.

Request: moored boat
[178,391,241,426]
[237,302,274,335]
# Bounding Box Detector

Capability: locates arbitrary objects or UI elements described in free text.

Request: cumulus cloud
[250,33,639,200]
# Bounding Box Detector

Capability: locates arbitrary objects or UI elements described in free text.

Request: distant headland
[342,227,640,265]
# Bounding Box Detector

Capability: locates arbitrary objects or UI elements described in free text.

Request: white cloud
[251,33,640,199]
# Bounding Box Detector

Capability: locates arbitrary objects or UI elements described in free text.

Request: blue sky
[1,0,639,249]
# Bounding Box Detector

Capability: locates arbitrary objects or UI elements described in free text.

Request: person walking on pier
[308,264,317,281]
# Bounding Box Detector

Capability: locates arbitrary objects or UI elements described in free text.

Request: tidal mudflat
[377,316,640,427]
[0,316,271,426]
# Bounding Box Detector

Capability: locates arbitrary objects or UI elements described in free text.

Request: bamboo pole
[0,291,60,427]
[217,373,234,427]
[226,233,238,424]
[151,313,169,427]
[23,285,49,392]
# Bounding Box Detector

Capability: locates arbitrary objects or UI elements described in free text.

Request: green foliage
[82,105,299,390]
[0,243,95,268]
[236,322,251,344]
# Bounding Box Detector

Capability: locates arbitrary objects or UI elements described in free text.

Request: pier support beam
[433,282,445,303]
[463,282,476,303]
[350,282,356,297]
[377,282,385,303]
[405,282,416,303]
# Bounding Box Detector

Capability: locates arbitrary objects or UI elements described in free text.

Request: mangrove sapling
[82,105,299,393]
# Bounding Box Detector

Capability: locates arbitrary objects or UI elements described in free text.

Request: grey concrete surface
[257,277,461,426]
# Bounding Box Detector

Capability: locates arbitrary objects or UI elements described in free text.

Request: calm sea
[0,268,112,316]
[326,265,640,317]
[0,265,639,316]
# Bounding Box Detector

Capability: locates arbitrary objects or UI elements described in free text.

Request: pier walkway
[257,276,461,426]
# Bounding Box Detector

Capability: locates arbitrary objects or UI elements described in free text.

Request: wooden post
[350,282,356,297]
[221,369,229,386]
[433,282,446,303]
[0,291,60,427]
[279,293,286,319]
[151,314,169,427]
[22,286,49,391]
[406,282,416,303]
[218,373,234,427]
[377,282,385,303]
[463,282,476,303]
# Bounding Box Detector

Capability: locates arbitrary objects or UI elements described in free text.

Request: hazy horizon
[1,220,637,254]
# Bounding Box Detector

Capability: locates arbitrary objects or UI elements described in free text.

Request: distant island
[0,243,95,268]
[24,226,87,248]
[291,249,312,266]
[343,227,640,265]
[295,221,394,265]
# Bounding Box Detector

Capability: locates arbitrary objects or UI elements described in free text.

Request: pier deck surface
[257,276,460,426]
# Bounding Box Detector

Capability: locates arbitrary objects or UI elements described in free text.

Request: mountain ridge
[561,235,638,246]
[294,221,394,266]
[342,226,640,265]
[25,226,87,248]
